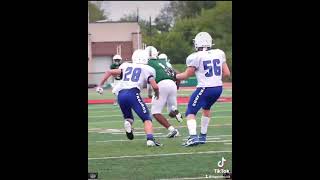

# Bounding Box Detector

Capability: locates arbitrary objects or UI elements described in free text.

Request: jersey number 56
[203,59,221,77]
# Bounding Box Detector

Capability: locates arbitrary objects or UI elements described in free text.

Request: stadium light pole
[149,16,151,36]
[137,7,140,49]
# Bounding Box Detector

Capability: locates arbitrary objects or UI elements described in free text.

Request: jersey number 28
[123,67,142,82]
[203,59,221,77]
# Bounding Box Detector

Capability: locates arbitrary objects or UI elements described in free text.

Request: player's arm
[222,62,231,77]
[176,67,196,80]
[149,78,159,100]
[218,50,230,78]
[147,84,153,98]
[172,69,181,89]
[98,69,122,87]
[173,54,198,81]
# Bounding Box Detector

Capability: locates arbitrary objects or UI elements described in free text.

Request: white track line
[88,150,231,160]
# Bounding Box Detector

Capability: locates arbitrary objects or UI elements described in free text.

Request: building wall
[88,22,142,86]
[132,32,142,50]
[88,56,113,86]
[91,41,133,60]
[88,22,140,42]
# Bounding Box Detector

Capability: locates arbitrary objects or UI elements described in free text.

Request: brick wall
[91,41,133,60]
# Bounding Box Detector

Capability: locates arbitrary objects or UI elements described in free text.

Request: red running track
[88,96,232,105]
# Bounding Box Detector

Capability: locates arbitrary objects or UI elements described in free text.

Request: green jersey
[110,63,122,80]
[148,58,174,83]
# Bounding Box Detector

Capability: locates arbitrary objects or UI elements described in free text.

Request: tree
[88,1,107,23]
[169,1,216,20]
[157,32,193,64]
[119,12,138,22]
[146,2,232,71]
[154,4,174,32]
[118,11,163,46]
[153,1,217,33]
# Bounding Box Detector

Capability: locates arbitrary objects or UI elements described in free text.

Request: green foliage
[119,12,138,22]
[169,1,217,20]
[141,2,232,81]
[88,1,107,23]
[154,4,174,32]
[171,64,187,73]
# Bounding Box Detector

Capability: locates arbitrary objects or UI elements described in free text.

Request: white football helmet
[158,53,170,63]
[113,54,122,60]
[193,32,214,50]
[132,49,149,64]
[158,53,167,60]
[113,54,122,65]
[145,46,159,59]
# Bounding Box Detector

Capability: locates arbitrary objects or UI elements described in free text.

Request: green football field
[88,88,232,180]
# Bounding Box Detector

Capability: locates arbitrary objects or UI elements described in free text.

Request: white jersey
[113,62,156,94]
[186,49,226,87]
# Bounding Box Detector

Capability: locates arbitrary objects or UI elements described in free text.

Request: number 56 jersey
[114,62,156,94]
[186,49,226,88]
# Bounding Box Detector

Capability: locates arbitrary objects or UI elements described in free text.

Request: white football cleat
[146,139,163,147]
[96,86,103,94]
[124,120,134,140]
[167,129,180,138]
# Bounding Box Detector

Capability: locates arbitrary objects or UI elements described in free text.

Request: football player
[166,32,231,146]
[96,49,162,147]
[145,46,183,138]
[110,54,122,105]
[158,53,181,90]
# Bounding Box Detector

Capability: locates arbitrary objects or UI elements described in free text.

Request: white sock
[168,126,175,132]
[187,119,197,135]
[124,119,133,133]
[201,116,210,134]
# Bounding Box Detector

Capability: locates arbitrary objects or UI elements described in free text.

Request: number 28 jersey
[115,62,156,94]
[186,49,226,87]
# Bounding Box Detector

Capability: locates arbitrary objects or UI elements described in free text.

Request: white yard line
[205,140,232,143]
[89,125,232,132]
[94,134,231,142]
[88,150,232,160]
[88,115,232,120]
[157,175,228,180]
[88,102,232,110]
[95,139,231,143]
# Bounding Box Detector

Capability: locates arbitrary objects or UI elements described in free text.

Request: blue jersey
[116,62,155,122]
